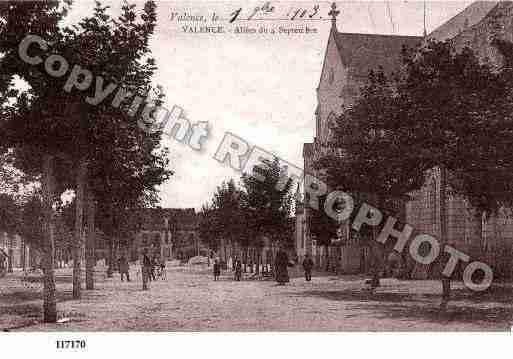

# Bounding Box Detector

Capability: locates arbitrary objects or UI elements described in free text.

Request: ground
[1,265,512,331]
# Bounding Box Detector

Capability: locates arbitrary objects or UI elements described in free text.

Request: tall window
[316,113,321,139]
[328,67,334,85]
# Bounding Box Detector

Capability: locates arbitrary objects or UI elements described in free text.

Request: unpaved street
[1,266,512,331]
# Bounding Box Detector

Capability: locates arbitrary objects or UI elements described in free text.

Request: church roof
[428,1,498,42]
[333,32,422,80]
[319,1,499,83]
[449,1,513,66]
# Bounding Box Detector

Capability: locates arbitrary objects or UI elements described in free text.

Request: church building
[296,1,513,279]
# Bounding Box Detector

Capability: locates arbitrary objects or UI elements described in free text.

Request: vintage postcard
[0,0,512,355]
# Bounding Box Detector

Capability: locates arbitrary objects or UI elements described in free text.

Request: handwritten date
[229,2,322,23]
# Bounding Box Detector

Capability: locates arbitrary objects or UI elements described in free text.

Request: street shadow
[444,286,513,305]
[292,289,418,303]
[0,289,106,331]
[0,288,73,305]
[345,302,513,329]
[291,287,513,328]
[0,303,41,318]
[0,303,41,331]
[22,275,83,284]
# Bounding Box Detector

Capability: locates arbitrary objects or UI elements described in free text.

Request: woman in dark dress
[274,246,290,285]
[213,259,221,281]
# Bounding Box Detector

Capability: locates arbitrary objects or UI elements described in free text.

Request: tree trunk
[471,210,484,259]
[369,239,382,288]
[243,247,247,273]
[256,250,260,275]
[22,238,26,273]
[72,160,87,299]
[231,240,235,269]
[114,238,118,270]
[42,155,57,323]
[369,194,383,288]
[439,166,450,302]
[7,235,13,273]
[325,244,330,271]
[85,188,96,290]
[107,238,114,278]
[248,248,254,274]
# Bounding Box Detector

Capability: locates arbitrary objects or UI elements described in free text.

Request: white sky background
[61,0,473,210]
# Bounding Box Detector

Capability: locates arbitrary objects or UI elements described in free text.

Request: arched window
[316,113,321,139]
[315,104,321,139]
[328,67,334,85]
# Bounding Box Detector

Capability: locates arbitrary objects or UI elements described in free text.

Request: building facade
[297,2,513,278]
[129,208,201,262]
[0,232,33,271]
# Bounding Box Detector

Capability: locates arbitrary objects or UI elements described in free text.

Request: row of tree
[0,1,172,322]
[0,189,77,273]
[199,158,295,273]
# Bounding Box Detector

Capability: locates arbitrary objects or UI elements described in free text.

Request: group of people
[274,250,314,284]
[117,247,316,290]
[115,249,167,290]
[212,257,242,281]
[141,249,166,289]
[211,246,316,285]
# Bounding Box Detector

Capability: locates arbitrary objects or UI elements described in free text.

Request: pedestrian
[150,255,158,281]
[274,244,290,285]
[234,257,242,281]
[142,249,152,290]
[159,258,166,280]
[302,253,314,282]
[0,249,6,278]
[118,254,130,282]
[213,258,221,281]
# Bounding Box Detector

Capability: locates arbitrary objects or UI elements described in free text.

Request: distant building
[128,208,201,261]
[0,232,34,271]
[297,2,513,278]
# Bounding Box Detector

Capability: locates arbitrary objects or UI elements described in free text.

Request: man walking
[150,255,158,281]
[213,258,221,281]
[234,257,242,281]
[118,255,130,282]
[275,244,290,285]
[302,253,314,282]
[142,249,152,290]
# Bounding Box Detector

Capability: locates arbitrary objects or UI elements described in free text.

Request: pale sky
[63,1,474,210]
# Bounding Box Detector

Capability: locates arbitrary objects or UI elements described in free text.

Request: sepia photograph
[0,0,512,355]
